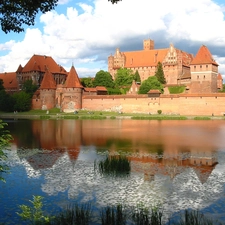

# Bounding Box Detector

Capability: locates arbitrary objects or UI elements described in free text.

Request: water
[1,119,225,224]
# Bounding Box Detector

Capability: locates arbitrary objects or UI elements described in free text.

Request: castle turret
[39,69,56,110]
[62,65,83,112]
[190,45,218,93]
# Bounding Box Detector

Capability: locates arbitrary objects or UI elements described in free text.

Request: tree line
[81,61,166,94]
[0,79,38,112]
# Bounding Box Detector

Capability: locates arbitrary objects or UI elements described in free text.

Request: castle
[0,40,225,115]
[108,39,223,93]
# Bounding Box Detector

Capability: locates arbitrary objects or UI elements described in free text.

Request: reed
[51,203,92,225]
[95,155,131,177]
[132,205,163,225]
[100,205,126,225]
[169,209,215,225]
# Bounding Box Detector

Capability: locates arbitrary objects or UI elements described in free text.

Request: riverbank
[0,109,224,120]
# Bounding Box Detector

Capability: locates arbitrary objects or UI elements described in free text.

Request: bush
[157,110,162,115]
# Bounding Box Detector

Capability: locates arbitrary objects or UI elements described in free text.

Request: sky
[0,0,225,79]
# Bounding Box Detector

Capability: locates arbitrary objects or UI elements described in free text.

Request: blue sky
[0,0,225,78]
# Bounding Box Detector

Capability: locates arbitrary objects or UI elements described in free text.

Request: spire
[40,69,56,89]
[64,65,83,88]
[191,45,218,65]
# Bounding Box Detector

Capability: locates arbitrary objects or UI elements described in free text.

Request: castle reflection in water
[7,119,220,184]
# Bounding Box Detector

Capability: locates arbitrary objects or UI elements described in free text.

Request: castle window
[204,75,205,79]
[206,65,208,68]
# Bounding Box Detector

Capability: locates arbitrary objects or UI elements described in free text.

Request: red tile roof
[84,88,96,92]
[124,49,168,67]
[96,86,107,91]
[16,64,23,73]
[148,89,161,94]
[40,70,56,89]
[180,51,194,66]
[0,72,18,89]
[191,45,218,65]
[123,48,193,68]
[21,54,67,74]
[64,65,83,88]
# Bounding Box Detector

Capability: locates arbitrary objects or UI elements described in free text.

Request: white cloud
[0,40,16,51]
[58,0,71,5]
[0,0,225,77]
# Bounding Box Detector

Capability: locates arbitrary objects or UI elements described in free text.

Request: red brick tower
[61,65,83,112]
[39,69,57,110]
[190,45,218,93]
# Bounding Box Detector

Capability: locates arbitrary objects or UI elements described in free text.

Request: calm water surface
[1,119,225,224]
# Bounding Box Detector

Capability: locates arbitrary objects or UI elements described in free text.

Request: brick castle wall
[82,93,225,116]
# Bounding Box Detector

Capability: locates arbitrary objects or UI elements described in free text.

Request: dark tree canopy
[93,70,114,88]
[0,79,5,91]
[0,0,58,33]
[13,91,32,112]
[108,0,121,4]
[80,77,94,88]
[22,80,38,96]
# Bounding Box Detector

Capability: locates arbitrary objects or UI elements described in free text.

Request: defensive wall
[82,93,225,116]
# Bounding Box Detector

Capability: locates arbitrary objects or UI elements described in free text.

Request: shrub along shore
[0,108,224,120]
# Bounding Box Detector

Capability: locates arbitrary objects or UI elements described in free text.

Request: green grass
[0,109,222,121]
[168,86,186,94]
[131,116,187,120]
[193,117,211,120]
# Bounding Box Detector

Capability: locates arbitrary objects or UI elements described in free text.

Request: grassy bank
[0,108,223,120]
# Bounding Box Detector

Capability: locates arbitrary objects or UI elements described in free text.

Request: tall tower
[39,69,56,110]
[62,65,83,112]
[190,45,218,93]
[143,39,154,50]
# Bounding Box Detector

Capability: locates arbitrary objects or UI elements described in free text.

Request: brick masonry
[82,93,225,116]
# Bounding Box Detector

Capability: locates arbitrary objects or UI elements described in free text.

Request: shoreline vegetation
[0,108,224,120]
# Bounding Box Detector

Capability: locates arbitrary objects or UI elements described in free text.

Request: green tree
[138,76,164,94]
[0,79,15,112]
[0,0,57,33]
[0,91,15,112]
[114,68,134,88]
[80,77,94,88]
[22,79,38,97]
[133,70,141,83]
[109,0,121,3]
[0,79,5,91]
[155,62,166,84]
[0,120,12,182]
[13,91,32,112]
[93,70,114,88]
